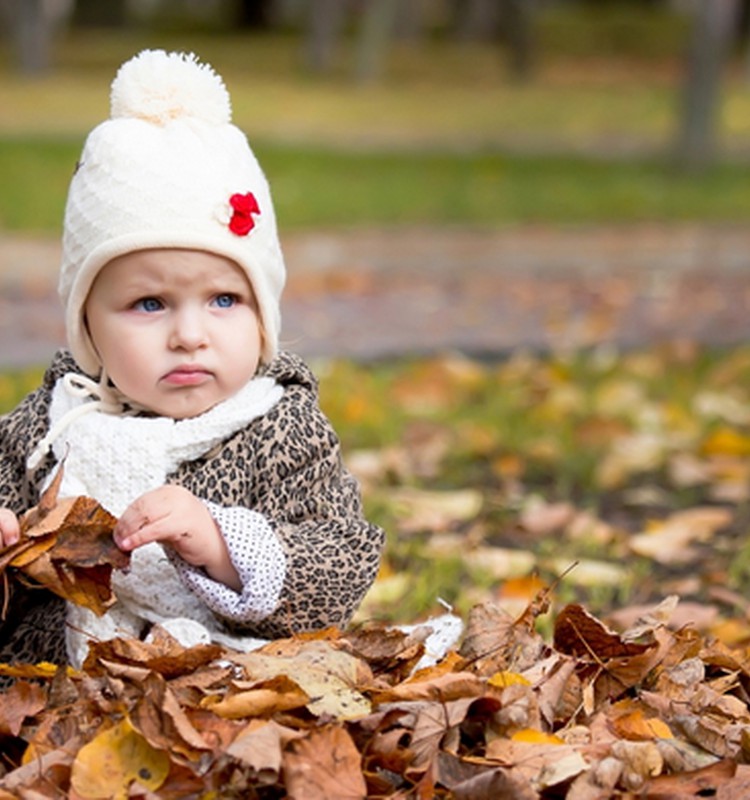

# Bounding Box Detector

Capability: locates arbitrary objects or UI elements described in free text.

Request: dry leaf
[283,725,367,800]
[70,717,170,799]
[84,631,222,677]
[629,507,733,564]
[2,486,126,616]
[225,718,302,778]
[230,639,372,720]
[0,680,46,737]
[553,603,653,660]
[203,674,310,719]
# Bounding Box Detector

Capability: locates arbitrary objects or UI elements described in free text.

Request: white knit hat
[60,49,286,376]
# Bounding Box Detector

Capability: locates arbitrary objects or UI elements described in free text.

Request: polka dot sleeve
[170,500,286,622]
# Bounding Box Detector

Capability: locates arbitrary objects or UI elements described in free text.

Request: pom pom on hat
[110,49,231,126]
[60,49,286,378]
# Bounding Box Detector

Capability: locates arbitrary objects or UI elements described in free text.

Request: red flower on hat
[228,192,260,235]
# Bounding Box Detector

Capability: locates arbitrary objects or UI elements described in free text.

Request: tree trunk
[355,0,398,83]
[453,0,498,41]
[500,0,535,82]
[1,0,54,73]
[72,0,127,27]
[303,0,348,74]
[676,0,740,170]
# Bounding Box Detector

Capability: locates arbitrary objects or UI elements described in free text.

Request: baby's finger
[114,517,166,551]
[115,501,166,550]
[0,508,20,548]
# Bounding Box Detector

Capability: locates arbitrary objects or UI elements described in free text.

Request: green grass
[4,136,750,233]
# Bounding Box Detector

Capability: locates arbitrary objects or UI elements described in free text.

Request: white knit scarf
[38,372,284,667]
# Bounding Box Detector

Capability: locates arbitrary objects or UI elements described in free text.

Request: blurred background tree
[1,0,747,169]
[677,0,740,170]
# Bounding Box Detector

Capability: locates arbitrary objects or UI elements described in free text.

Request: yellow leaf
[612,708,673,741]
[701,426,750,457]
[0,661,73,679]
[488,671,531,689]
[70,717,170,800]
[511,729,564,745]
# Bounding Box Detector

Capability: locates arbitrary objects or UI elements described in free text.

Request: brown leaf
[84,631,223,678]
[407,697,477,775]
[4,494,127,616]
[459,600,545,676]
[0,738,82,795]
[0,680,47,736]
[19,457,66,531]
[203,674,311,719]
[553,603,653,660]
[226,719,303,778]
[130,672,211,760]
[644,758,738,798]
[341,622,428,682]
[485,738,588,789]
[283,725,367,800]
[371,671,484,705]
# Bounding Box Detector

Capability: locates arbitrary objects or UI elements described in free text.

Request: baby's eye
[134,297,163,312]
[213,293,237,309]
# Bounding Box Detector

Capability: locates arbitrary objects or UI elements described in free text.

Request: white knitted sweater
[42,374,286,667]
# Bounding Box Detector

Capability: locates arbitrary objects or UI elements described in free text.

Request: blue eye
[135,297,163,312]
[214,294,237,309]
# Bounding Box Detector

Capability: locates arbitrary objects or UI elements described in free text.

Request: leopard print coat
[0,350,384,667]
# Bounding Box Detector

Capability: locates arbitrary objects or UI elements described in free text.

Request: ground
[2,223,750,369]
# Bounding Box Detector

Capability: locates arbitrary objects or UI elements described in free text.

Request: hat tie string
[27,371,141,472]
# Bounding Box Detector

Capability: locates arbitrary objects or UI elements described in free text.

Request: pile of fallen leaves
[3,590,750,798]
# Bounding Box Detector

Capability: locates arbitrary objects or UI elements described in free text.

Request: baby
[0,50,384,669]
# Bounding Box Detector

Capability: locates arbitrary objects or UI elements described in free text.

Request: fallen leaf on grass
[701,426,750,457]
[628,507,733,564]
[519,497,576,536]
[387,486,483,534]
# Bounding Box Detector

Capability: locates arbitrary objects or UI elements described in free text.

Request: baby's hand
[0,507,20,549]
[114,486,240,591]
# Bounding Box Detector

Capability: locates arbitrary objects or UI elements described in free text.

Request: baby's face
[85,248,262,418]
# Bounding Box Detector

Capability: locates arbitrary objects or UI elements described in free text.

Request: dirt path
[2,223,750,368]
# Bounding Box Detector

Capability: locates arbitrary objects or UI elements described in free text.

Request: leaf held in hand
[1,463,126,616]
